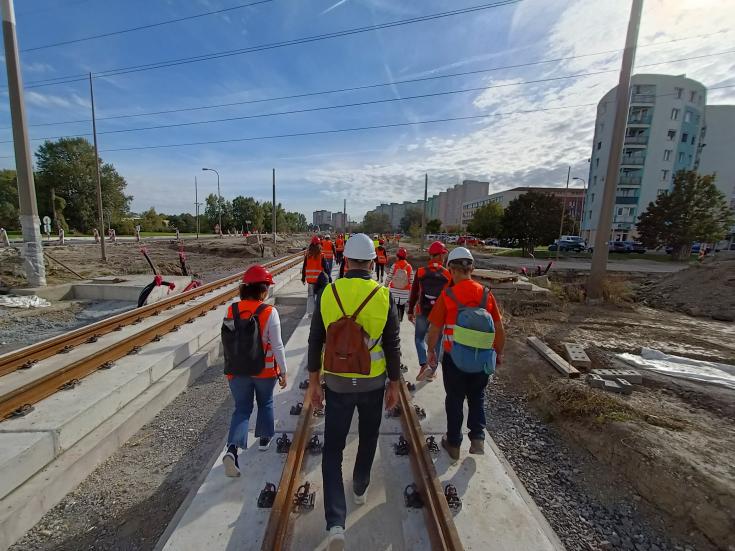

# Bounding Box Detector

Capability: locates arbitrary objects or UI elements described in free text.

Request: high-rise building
[698,105,735,209]
[331,211,347,230]
[582,74,707,242]
[312,210,332,227]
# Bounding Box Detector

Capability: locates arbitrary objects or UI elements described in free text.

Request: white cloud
[321,0,350,16]
[25,91,90,111]
[23,62,53,74]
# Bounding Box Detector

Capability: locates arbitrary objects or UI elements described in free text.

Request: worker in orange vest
[302,235,332,315]
[335,234,345,266]
[385,247,413,321]
[221,264,288,476]
[374,238,388,282]
[322,234,335,275]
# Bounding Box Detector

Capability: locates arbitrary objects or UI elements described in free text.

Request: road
[482,254,688,273]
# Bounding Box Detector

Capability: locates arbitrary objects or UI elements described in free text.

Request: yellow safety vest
[320,278,390,379]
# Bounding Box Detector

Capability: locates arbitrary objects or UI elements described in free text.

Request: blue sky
[1,0,733,219]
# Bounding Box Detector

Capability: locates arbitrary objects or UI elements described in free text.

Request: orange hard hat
[428,241,447,255]
[396,247,407,259]
[310,235,321,245]
[242,264,274,285]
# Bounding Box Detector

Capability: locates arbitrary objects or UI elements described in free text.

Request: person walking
[307,233,401,550]
[374,239,388,282]
[221,265,288,477]
[426,247,505,461]
[335,234,345,266]
[302,236,332,316]
[322,234,335,275]
[385,247,413,322]
[407,240,451,382]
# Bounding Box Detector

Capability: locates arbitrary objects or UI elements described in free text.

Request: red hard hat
[396,247,407,259]
[310,235,321,245]
[379,239,385,245]
[428,241,447,255]
[242,264,274,286]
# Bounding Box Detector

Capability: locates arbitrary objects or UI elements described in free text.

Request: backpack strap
[445,287,466,310]
[231,302,241,330]
[253,302,270,318]
[330,283,348,317]
[352,284,382,320]
[480,287,490,311]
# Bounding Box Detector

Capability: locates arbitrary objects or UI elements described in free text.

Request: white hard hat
[325,234,331,239]
[447,247,474,264]
[344,233,377,260]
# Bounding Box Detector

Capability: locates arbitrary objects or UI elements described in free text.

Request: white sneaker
[222,452,240,477]
[327,526,345,551]
[353,486,368,505]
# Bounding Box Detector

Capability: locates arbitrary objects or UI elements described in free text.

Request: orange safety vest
[322,240,334,259]
[376,247,387,265]
[335,237,344,252]
[305,254,323,283]
[225,299,279,379]
[441,280,493,353]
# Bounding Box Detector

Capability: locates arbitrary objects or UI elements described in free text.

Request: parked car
[548,241,586,252]
[446,235,459,244]
[627,241,646,253]
[457,236,480,246]
[484,238,500,246]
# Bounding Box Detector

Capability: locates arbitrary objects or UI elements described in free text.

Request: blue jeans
[227,376,277,449]
[324,258,334,275]
[322,387,384,530]
[441,353,489,446]
[414,314,442,366]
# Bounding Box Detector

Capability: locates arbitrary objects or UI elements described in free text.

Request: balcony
[628,115,652,125]
[631,93,655,104]
[615,196,639,205]
[614,216,636,224]
[618,174,642,185]
[624,135,648,145]
[621,155,645,166]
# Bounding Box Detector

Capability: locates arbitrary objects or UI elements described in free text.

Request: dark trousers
[335,251,343,265]
[322,386,384,530]
[396,302,406,322]
[375,263,385,280]
[441,352,489,446]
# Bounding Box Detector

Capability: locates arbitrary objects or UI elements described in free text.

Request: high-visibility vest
[320,278,390,379]
[335,238,344,252]
[305,254,323,283]
[376,247,387,265]
[441,279,494,353]
[322,240,334,259]
[225,299,278,379]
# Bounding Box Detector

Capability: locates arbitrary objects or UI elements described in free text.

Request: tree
[284,211,307,233]
[637,171,734,260]
[204,193,233,231]
[467,202,503,237]
[501,191,563,255]
[400,207,423,234]
[139,207,166,232]
[0,169,19,230]
[362,211,391,235]
[426,218,442,234]
[231,196,264,231]
[35,138,131,232]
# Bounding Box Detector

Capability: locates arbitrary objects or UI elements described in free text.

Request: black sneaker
[223,445,240,477]
[258,437,272,451]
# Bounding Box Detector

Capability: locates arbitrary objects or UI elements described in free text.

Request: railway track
[0,253,303,420]
[261,376,464,551]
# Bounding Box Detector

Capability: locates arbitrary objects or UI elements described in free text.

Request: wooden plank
[562,343,592,370]
[527,337,581,378]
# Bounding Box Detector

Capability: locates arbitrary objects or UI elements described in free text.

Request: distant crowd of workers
[220,231,505,550]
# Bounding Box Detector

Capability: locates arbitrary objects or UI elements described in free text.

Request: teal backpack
[445,287,497,375]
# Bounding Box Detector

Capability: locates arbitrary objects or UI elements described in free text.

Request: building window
[690,90,697,102]
[588,210,592,220]
[671,108,680,120]
[597,141,602,150]
[661,170,669,181]
[688,154,693,164]
[591,193,595,203]
[684,111,692,123]
[593,176,597,186]
[674,87,683,99]
[681,132,688,143]
[617,208,624,216]
[667,130,676,141]
[678,152,685,163]
[595,158,599,167]
[663,149,672,161]
[691,135,696,145]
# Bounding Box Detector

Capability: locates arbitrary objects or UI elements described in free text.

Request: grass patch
[493,248,676,262]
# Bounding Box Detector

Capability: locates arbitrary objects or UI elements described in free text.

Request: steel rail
[0,256,303,420]
[0,253,302,377]
[398,380,464,551]
[260,390,315,551]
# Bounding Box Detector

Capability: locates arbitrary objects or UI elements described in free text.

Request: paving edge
[0,337,221,550]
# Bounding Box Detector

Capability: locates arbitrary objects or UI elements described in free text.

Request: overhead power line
[21,0,276,53]
[19,1,522,89]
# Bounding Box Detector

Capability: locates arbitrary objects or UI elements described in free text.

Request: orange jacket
[335,237,344,252]
[322,240,334,259]
[225,299,279,379]
[304,254,323,283]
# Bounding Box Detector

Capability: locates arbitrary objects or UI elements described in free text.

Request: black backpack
[419,267,449,314]
[221,302,269,376]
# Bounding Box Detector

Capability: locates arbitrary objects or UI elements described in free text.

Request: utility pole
[556,166,571,262]
[89,73,106,261]
[194,176,200,239]
[421,173,428,251]
[588,0,643,300]
[343,198,346,233]
[272,168,276,255]
[2,0,45,286]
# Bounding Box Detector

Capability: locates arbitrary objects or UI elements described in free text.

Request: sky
[0,0,733,220]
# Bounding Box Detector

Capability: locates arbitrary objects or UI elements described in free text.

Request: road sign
[42,216,51,225]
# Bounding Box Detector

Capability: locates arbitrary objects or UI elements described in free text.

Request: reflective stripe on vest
[305,254,323,283]
[441,280,492,352]
[320,278,390,379]
[322,241,334,259]
[226,299,278,378]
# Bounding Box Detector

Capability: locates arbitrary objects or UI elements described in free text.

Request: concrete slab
[592,368,643,384]
[563,343,592,370]
[0,432,55,500]
[527,336,581,378]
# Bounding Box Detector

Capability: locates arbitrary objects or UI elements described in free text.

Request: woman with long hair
[302,235,332,315]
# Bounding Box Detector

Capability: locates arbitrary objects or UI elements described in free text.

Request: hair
[448,260,473,275]
[307,243,321,258]
[240,282,269,300]
[346,258,372,270]
[429,253,443,260]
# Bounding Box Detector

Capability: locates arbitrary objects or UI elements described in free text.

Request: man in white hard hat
[426,247,505,461]
[307,233,401,550]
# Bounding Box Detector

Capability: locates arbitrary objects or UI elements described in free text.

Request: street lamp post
[201,168,221,237]
[572,177,586,237]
